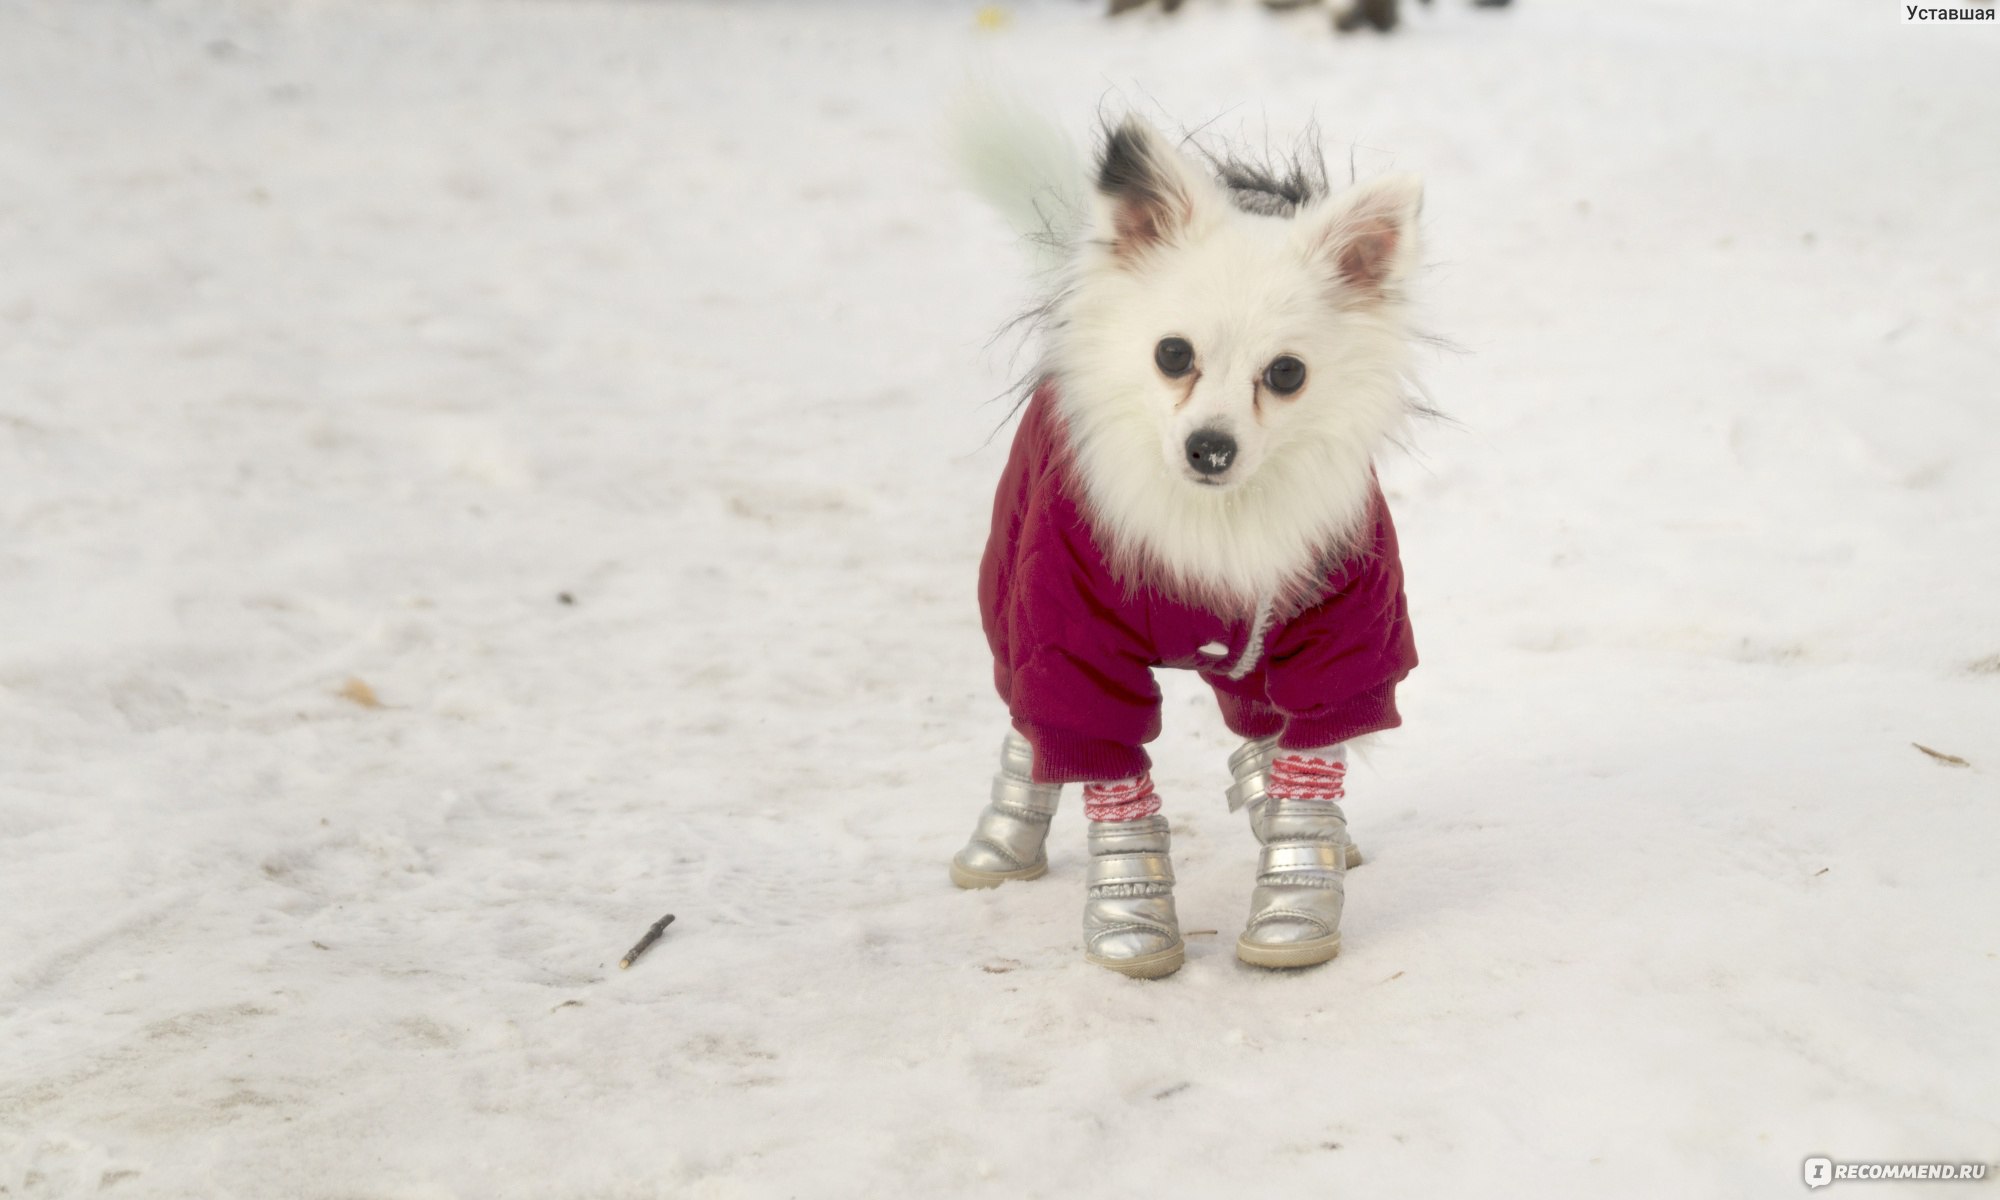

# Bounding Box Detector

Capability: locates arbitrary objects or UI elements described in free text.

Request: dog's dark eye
[1154,337,1194,378]
[1263,355,1306,396]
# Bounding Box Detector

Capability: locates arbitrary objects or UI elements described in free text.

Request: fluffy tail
[948,90,1088,278]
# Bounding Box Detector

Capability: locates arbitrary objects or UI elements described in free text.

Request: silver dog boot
[1083,815,1185,979]
[1236,796,1348,969]
[1226,736,1364,868]
[951,731,1060,889]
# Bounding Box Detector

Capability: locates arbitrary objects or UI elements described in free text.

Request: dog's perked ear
[1302,173,1424,301]
[1094,117,1215,258]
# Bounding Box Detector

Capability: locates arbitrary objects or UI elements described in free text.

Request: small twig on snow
[1912,743,1971,768]
[620,914,676,969]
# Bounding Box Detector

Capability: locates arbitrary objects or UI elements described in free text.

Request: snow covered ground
[3,0,1997,1195]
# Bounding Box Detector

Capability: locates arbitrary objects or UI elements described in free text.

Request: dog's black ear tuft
[1095,118,1201,257]
[1097,123,1161,201]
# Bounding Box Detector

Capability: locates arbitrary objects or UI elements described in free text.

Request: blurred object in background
[1327,0,1517,33]
[1109,0,1514,33]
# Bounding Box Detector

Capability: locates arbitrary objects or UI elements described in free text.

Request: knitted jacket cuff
[1279,681,1402,752]
[1017,723,1151,785]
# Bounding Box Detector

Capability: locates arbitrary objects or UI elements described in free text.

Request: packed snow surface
[3,1,1997,1196]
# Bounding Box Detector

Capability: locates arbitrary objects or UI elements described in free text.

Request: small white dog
[950,102,1428,978]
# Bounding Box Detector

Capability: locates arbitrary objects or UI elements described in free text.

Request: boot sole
[1235,932,1342,969]
[949,858,1049,889]
[1087,942,1186,979]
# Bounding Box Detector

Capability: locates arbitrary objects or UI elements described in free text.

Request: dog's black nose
[1185,428,1237,476]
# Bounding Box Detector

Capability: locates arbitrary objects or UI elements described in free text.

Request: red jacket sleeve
[979,389,1159,784]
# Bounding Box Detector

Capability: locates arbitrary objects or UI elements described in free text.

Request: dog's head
[1054,117,1422,495]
